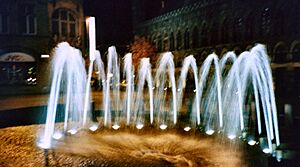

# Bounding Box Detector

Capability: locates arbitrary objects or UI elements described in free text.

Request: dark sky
[83,0,133,50]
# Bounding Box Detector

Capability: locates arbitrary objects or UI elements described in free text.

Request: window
[261,8,271,37]
[184,29,190,50]
[20,5,37,35]
[169,32,174,51]
[0,5,9,34]
[245,15,254,41]
[273,11,284,37]
[273,43,288,63]
[192,27,199,48]
[176,30,182,50]
[210,22,218,45]
[157,35,162,52]
[221,20,229,43]
[233,18,243,42]
[52,9,77,38]
[292,43,300,62]
[201,23,208,46]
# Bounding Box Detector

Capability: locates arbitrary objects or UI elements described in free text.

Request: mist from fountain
[39,42,280,154]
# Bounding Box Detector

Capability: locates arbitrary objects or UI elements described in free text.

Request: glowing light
[89,125,98,132]
[276,150,282,162]
[184,126,191,132]
[262,148,271,154]
[205,129,215,135]
[136,123,144,129]
[193,89,196,92]
[108,73,114,78]
[52,131,63,140]
[37,139,51,149]
[95,71,99,74]
[247,140,256,146]
[177,88,180,91]
[159,124,167,130]
[27,78,32,82]
[41,54,49,58]
[228,134,236,140]
[112,124,120,130]
[67,129,78,135]
[86,17,96,61]
[120,80,127,87]
[32,78,36,82]
[164,87,167,91]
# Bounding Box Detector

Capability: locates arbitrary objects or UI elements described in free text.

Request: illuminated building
[0,0,84,93]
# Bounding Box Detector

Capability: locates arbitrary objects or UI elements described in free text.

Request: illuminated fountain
[38,18,280,160]
[38,42,87,149]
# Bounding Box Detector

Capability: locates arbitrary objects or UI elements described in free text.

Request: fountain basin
[0,124,269,167]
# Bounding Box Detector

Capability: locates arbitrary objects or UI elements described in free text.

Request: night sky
[83,0,133,52]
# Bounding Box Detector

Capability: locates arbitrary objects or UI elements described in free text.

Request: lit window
[52,9,77,38]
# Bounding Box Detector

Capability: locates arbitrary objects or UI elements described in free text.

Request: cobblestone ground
[0,125,248,167]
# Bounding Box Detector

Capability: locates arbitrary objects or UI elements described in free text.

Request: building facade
[0,0,84,94]
[132,0,300,118]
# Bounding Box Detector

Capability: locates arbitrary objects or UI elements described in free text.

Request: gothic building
[0,0,84,94]
[132,0,300,119]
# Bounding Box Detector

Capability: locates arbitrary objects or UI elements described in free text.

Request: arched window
[233,18,243,42]
[210,21,218,45]
[184,29,190,50]
[292,42,300,62]
[245,15,254,41]
[52,9,77,38]
[157,35,162,52]
[273,43,288,63]
[192,27,199,48]
[221,19,229,43]
[292,42,300,97]
[176,30,182,50]
[163,34,168,51]
[273,11,284,37]
[169,32,175,51]
[201,23,208,46]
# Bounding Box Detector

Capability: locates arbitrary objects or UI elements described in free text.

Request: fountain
[38,42,87,149]
[38,42,280,152]
[36,18,280,166]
